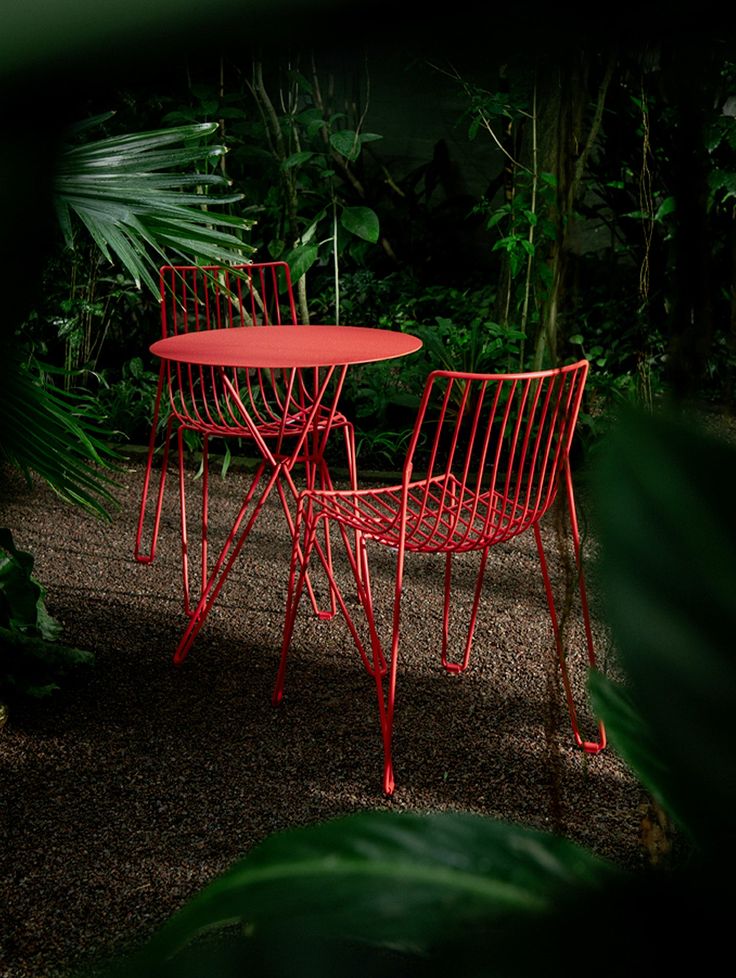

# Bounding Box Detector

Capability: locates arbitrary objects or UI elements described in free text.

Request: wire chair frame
[134,262,357,620]
[273,359,606,795]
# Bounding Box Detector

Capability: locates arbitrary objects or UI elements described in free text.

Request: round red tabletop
[150,324,423,369]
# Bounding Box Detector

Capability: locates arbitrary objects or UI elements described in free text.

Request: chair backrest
[400,361,589,550]
[159,262,311,436]
[159,262,298,337]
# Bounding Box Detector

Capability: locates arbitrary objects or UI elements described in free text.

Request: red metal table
[150,323,423,665]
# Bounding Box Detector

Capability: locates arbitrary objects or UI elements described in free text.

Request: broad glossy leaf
[0,538,43,630]
[126,811,616,973]
[341,205,380,243]
[283,242,319,284]
[593,406,736,852]
[588,671,681,827]
[329,129,360,160]
[283,150,315,169]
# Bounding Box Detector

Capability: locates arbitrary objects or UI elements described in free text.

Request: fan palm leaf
[3,115,257,518]
[54,115,255,295]
[1,354,120,519]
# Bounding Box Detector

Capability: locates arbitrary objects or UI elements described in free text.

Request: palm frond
[2,117,259,521]
[0,354,121,521]
[54,119,256,296]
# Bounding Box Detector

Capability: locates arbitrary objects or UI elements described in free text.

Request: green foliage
[0,528,93,702]
[454,67,559,366]
[105,812,619,977]
[7,17,736,973]
[355,427,415,470]
[567,318,667,449]
[0,353,121,520]
[89,405,736,977]
[176,64,384,297]
[96,356,161,445]
[414,317,526,376]
[2,108,265,528]
[336,278,529,469]
[55,114,255,297]
[590,406,736,854]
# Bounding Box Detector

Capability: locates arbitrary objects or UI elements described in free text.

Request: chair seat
[302,474,540,552]
[180,404,352,441]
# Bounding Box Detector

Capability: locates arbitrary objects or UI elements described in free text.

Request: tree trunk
[533,49,614,368]
[660,40,716,401]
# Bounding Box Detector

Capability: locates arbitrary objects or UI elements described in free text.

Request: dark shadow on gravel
[1,460,648,978]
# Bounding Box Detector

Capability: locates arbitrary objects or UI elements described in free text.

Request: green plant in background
[0,105,261,724]
[0,529,93,712]
[151,56,385,324]
[354,427,415,472]
[2,111,258,514]
[95,356,162,446]
[567,318,668,452]
[448,60,598,372]
[414,316,526,376]
[90,404,735,976]
[336,279,529,470]
[456,66,556,360]
[243,56,383,323]
[43,256,145,387]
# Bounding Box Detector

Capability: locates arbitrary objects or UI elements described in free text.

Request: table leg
[171,364,357,665]
[134,363,170,565]
[172,459,279,665]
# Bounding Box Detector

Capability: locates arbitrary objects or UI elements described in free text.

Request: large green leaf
[588,670,678,824]
[117,811,616,975]
[592,406,736,852]
[341,205,380,243]
[0,529,47,632]
[282,242,319,284]
[5,118,257,517]
[329,129,361,160]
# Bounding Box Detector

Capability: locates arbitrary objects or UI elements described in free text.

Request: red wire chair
[134,262,357,618]
[273,359,606,795]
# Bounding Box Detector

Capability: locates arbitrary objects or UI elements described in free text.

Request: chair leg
[306,456,338,621]
[533,493,606,754]
[297,421,358,620]
[178,426,194,618]
[273,509,395,793]
[272,466,333,623]
[274,508,386,703]
[564,462,600,690]
[134,367,169,564]
[272,500,319,706]
[179,433,211,619]
[336,523,398,794]
[343,421,365,591]
[173,460,274,666]
[374,538,408,796]
[201,435,210,613]
[441,547,490,673]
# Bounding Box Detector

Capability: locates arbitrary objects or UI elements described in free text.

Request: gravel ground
[1,456,652,978]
